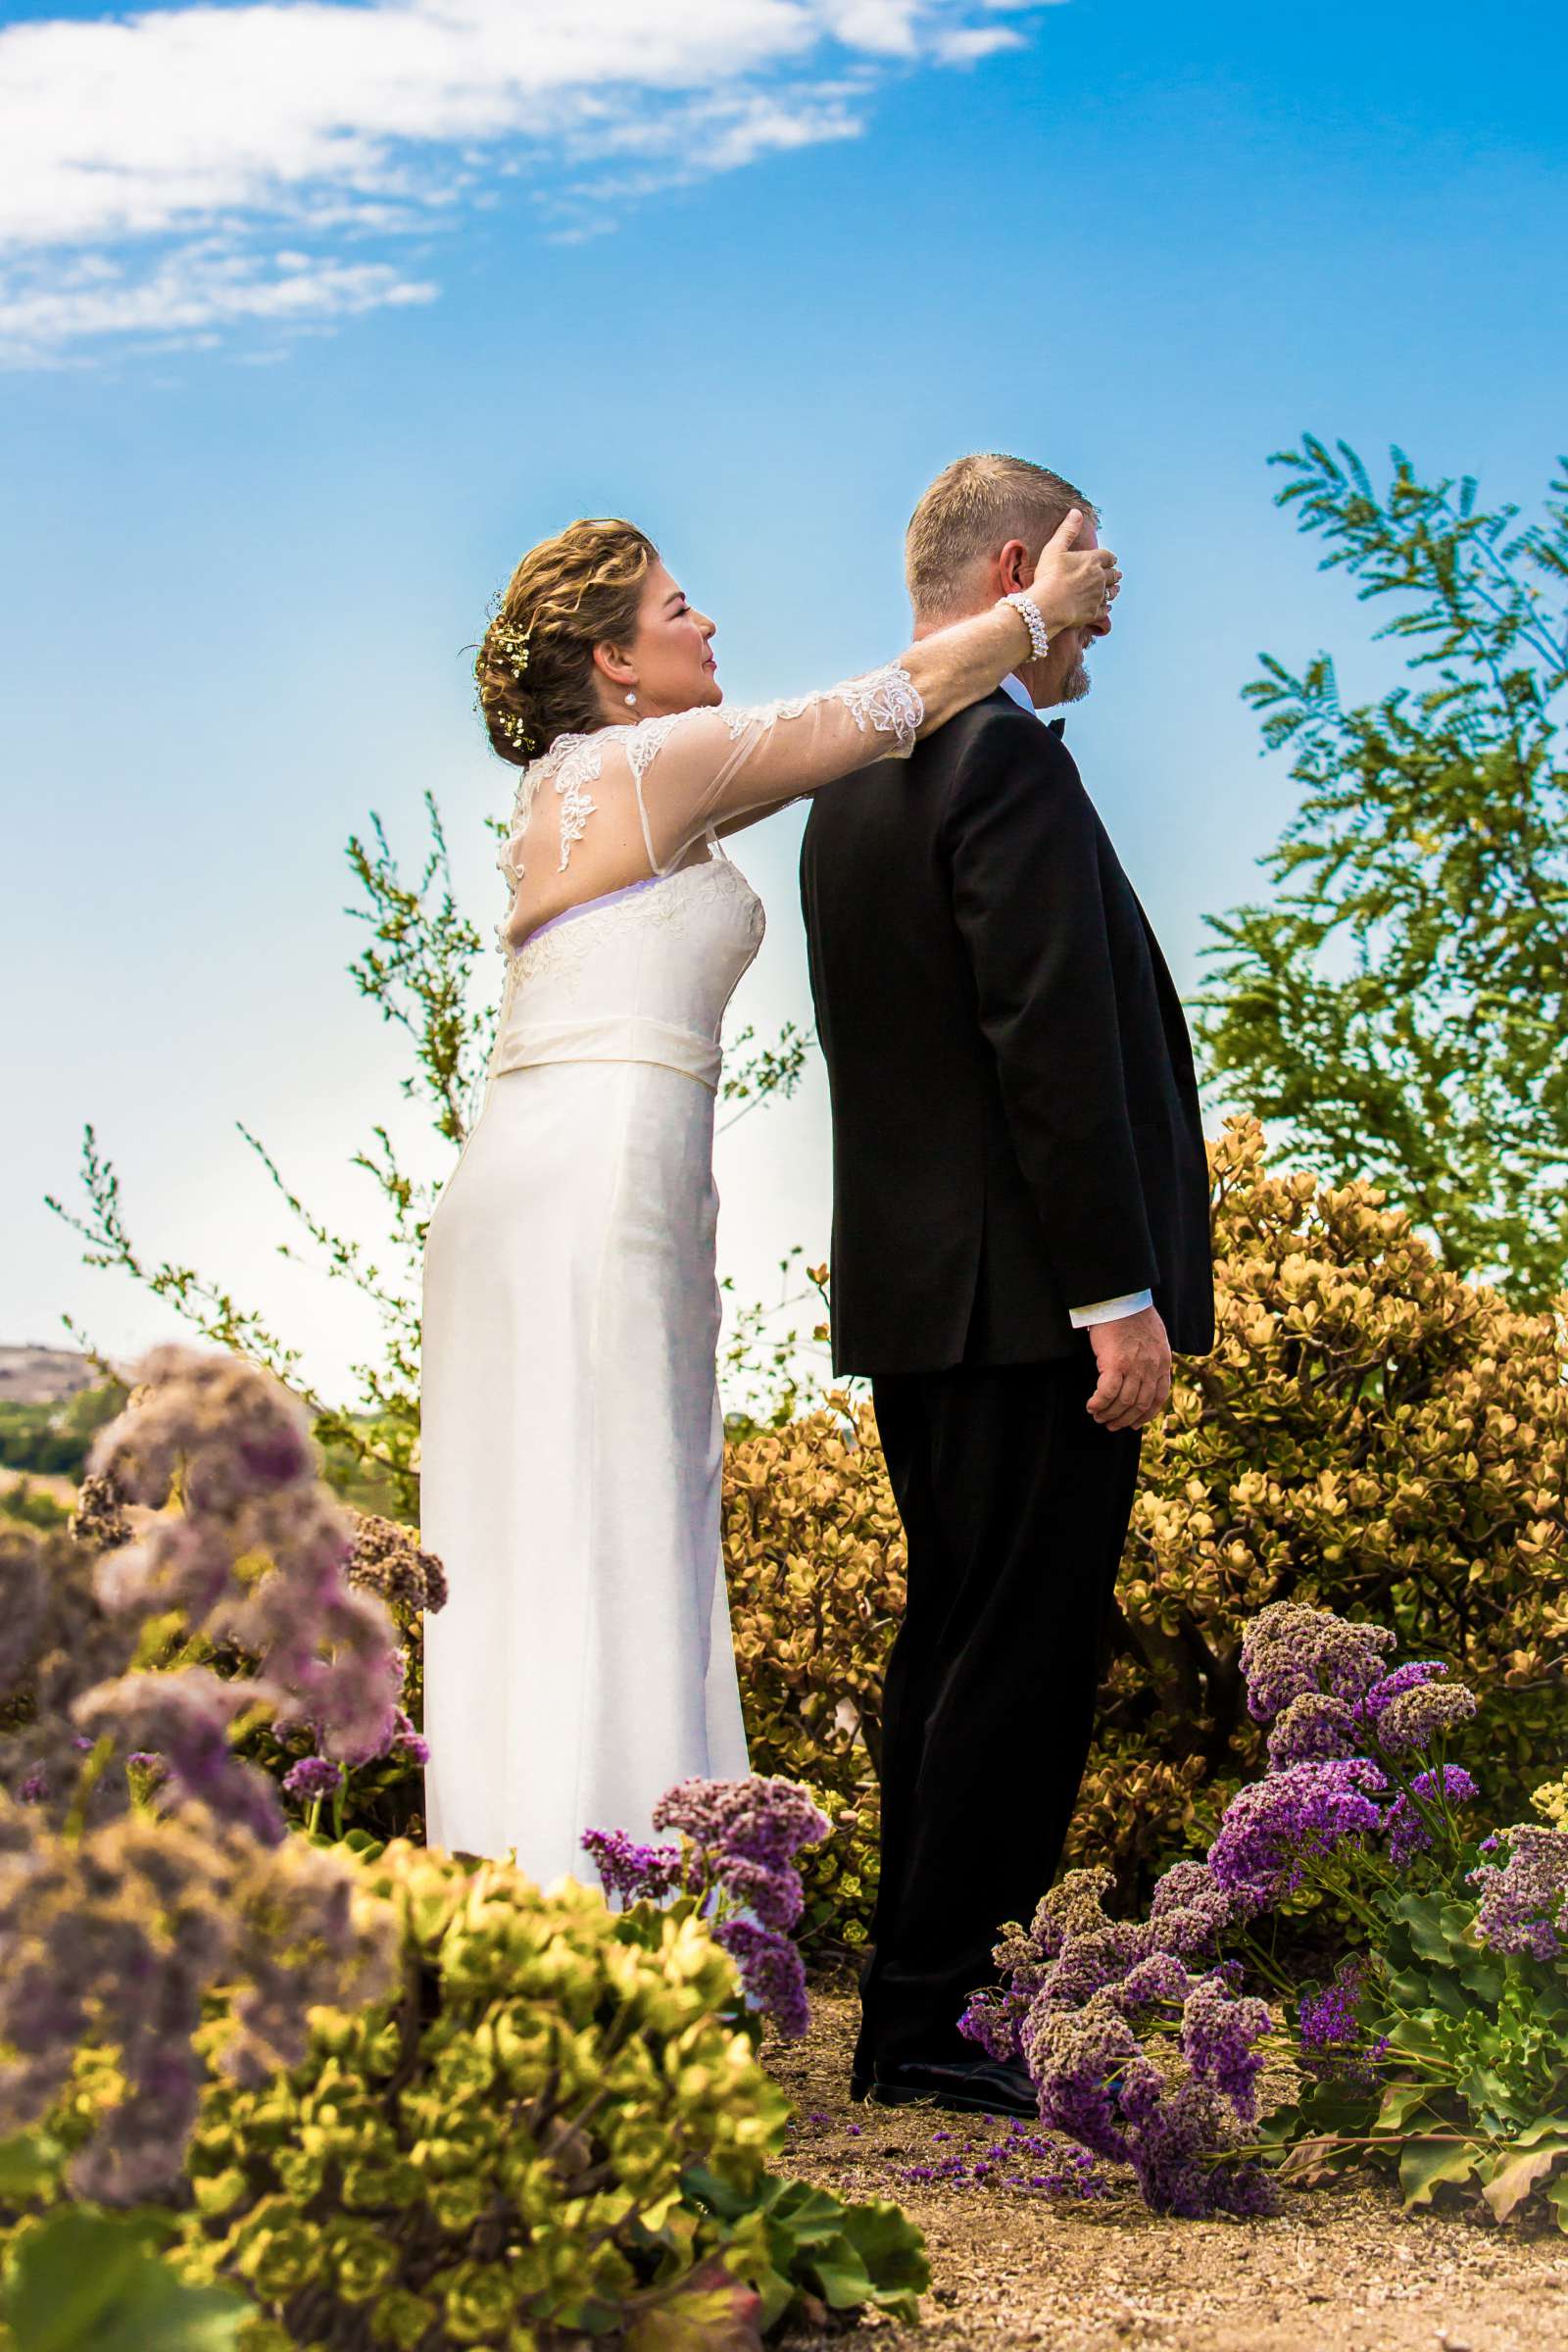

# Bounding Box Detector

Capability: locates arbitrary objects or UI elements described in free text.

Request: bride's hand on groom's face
[1085,1304,1172,1433]
[1028,508,1121,635]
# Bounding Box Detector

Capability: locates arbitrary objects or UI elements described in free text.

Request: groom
[800,453,1214,2115]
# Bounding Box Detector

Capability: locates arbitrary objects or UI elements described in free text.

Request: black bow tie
[1045,716,1065,738]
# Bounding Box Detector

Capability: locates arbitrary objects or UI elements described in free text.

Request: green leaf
[1,2209,253,2352]
[1547,2170,1568,2234]
[804,2246,877,2311]
[838,2198,931,2295]
[1399,2138,1483,2209]
[1374,2081,1438,2135]
[624,2263,763,2352]
[1482,2143,1568,2224]
[0,2132,65,2203]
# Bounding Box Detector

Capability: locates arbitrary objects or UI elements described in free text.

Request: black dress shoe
[849,2054,1039,2117]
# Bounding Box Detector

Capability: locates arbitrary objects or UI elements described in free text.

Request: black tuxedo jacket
[799,688,1214,1377]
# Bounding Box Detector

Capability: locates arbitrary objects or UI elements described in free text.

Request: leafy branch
[1198,436,1568,1302]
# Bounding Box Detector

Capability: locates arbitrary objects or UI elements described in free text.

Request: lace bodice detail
[483,850,766,1102]
[495,661,922,952]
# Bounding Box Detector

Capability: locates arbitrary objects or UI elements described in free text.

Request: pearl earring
[625,691,638,709]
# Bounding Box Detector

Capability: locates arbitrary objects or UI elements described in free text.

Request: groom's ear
[996,537,1033,596]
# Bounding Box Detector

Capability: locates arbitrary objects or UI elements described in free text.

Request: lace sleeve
[623,662,923,875]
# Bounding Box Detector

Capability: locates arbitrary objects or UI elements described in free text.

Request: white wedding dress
[419,664,922,1883]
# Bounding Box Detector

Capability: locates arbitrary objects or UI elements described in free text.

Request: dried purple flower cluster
[1241,1601,1396,1721]
[1296,1959,1390,2092]
[959,1860,1278,2218]
[1386,1767,1479,1869]
[1470,1824,1568,1961]
[1022,1949,1278,2218]
[1245,1603,1478,1773]
[345,1511,449,1615]
[83,1346,409,1793]
[282,1755,346,1803]
[583,1775,830,2038]
[579,1827,686,1906]
[960,1601,1500,2222]
[1207,1758,1388,1905]
[0,1348,405,2203]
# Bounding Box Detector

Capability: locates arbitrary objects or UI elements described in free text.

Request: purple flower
[956,1992,1011,2061]
[653,1775,830,1870]
[1124,2077,1276,2220]
[1179,1978,1274,2125]
[1297,1959,1391,2091]
[1374,1682,1478,1756]
[1026,2005,1150,2163]
[1112,1951,1195,2014]
[281,1755,344,1802]
[1240,1601,1396,1724]
[1026,1868,1119,1962]
[1385,1766,1478,1868]
[713,1852,803,1933]
[73,1669,286,1848]
[1266,1691,1360,1769]
[1470,1825,1568,1961]
[1207,1758,1386,1905]
[1148,1859,1236,1953]
[387,1707,430,1768]
[580,1827,687,1906]
[713,1917,810,2038]
[1360,1660,1450,1719]
[1039,1922,1150,2008]
[1160,1888,1244,1953]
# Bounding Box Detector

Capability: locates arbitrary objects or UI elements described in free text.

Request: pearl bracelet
[1002,590,1053,661]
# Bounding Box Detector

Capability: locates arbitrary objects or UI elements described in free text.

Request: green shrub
[721,1407,901,1963]
[1090,1116,1568,1882]
[0,1478,72,1532]
[719,1120,1568,1913]
[0,1383,125,1482]
[160,1840,925,2348]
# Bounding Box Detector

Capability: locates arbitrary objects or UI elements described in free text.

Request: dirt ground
[760,1992,1568,2352]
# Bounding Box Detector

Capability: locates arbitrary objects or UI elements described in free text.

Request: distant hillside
[0,1346,108,1406]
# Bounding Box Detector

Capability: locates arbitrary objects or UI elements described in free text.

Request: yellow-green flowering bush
[720,1120,1568,1913]
[1090,1115,1568,1877]
[159,1840,924,2347]
[721,1408,902,1959]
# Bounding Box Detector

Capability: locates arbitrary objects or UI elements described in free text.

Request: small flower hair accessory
[493,708,538,756]
[478,610,538,757]
[489,614,532,680]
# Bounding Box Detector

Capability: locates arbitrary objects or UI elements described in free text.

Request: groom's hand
[1086,1304,1171,1432]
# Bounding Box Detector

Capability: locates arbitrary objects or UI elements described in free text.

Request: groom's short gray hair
[906,453,1098,619]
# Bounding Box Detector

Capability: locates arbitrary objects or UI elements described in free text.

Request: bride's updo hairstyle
[475,517,659,767]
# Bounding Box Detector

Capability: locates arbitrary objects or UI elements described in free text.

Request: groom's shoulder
[934,694,1080,798]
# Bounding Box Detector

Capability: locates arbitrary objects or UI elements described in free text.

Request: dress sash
[490,1014,721,1092]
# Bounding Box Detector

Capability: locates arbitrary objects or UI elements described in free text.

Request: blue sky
[2,0,1562,1401]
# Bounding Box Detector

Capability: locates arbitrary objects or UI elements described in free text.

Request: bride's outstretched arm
[626,511,1116,871]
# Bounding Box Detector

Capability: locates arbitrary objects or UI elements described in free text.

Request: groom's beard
[1056,655,1092,706]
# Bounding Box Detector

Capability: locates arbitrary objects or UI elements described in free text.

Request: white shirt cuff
[1068,1289,1152,1329]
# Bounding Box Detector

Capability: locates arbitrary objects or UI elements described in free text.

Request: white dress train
[419,664,923,1884]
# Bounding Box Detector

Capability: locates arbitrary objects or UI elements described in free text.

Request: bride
[419,509,1118,1878]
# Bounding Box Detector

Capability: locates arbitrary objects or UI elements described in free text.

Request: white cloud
[0,0,1050,364]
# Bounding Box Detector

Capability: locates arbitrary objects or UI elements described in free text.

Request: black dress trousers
[858,1346,1143,2075]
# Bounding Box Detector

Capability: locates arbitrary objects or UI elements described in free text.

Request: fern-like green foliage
[1198,435,1568,1303]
